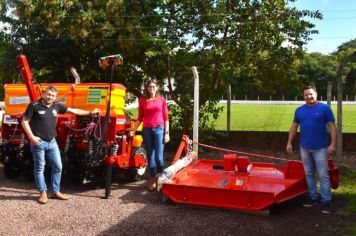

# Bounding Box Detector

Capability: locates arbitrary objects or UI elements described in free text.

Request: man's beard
[306,99,316,105]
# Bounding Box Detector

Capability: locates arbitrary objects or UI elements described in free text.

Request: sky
[293,0,356,55]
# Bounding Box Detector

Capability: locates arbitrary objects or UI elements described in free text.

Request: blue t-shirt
[293,102,335,149]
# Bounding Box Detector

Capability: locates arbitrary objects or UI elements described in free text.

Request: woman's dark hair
[144,79,161,98]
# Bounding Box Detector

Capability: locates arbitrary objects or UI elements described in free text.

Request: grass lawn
[336,170,356,234]
[214,104,356,132]
[215,104,298,131]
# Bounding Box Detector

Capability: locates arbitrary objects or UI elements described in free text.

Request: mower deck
[162,157,308,211]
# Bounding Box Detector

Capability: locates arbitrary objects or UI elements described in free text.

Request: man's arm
[286,122,299,154]
[328,122,337,154]
[66,108,100,116]
[21,119,41,145]
[129,119,142,137]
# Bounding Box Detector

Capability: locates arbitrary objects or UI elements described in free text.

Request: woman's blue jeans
[300,147,331,203]
[30,139,63,193]
[142,125,164,177]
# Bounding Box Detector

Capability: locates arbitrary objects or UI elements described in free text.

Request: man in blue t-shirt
[286,85,336,214]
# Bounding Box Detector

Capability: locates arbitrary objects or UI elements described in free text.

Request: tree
[335,39,356,100]
[142,0,322,132]
[0,0,322,135]
[297,52,338,98]
[0,31,19,98]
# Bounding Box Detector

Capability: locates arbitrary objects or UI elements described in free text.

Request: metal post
[227,84,231,133]
[192,66,199,153]
[327,82,332,106]
[71,67,81,84]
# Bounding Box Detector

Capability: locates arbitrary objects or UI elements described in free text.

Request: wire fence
[214,100,356,133]
[2,98,355,133]
[123,98,356,133]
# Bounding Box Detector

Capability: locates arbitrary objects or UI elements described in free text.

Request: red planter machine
[0,52,147,198]
[161,136,339,213]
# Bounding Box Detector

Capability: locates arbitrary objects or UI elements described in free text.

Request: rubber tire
[4,161,21,179]
[92,165,107,187]
[68,163,87,185]
[22,144,35,181]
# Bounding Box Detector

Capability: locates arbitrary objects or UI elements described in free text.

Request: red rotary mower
[159,135,339,214]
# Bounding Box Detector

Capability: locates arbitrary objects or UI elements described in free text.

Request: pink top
[138,96,169,128]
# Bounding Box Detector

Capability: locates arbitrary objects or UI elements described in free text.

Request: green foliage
[1,0,154,85]
[334,170,356,235]
[168,100,223,132]
[337,39,356,53]
[0,33,20,98]
[336,170,356,213]
[298,52,338,96]
[168,102,184,132]
[0,0,323,131]
[334,39,356,100]
[199,100,224,130]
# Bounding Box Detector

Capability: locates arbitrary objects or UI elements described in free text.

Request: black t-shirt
[23,99,68,141]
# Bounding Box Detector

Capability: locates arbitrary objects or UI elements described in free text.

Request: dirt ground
[1,151,356,236]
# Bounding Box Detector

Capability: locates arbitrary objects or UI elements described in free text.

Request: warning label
[87,87,108,105]
[9,96,30,105]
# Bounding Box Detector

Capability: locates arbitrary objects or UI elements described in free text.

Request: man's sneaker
[302,198,318,207]
[321,202,331,214]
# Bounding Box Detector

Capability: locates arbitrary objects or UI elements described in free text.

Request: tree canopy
[335,39,356,99]
[0,0,323,133]
[298,52,338,97]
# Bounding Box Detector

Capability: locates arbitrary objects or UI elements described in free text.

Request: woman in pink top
[130,79,170,191]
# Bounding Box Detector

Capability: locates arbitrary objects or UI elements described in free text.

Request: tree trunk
[336,63,343,159]
[227,84,231,133]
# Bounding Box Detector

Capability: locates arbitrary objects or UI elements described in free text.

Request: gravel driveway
[1,159,352,236]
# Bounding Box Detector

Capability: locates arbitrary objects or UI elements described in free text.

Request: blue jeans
[30,139,62,194]
[300,147,331,203]
[142,125,164,177]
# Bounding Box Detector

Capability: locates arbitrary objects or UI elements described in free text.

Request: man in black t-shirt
[22,86,99,204]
